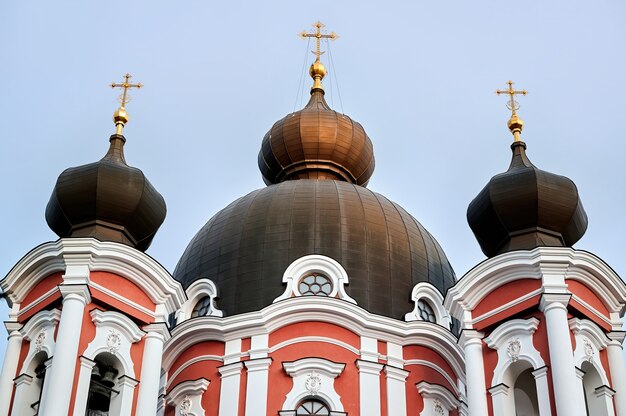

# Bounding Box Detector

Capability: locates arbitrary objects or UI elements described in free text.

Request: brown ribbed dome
[467,141,588,257]
[258,90,375,186]
[174,179,455,319]
[45,134,166,251]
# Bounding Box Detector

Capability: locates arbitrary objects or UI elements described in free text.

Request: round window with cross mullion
[296,399,330,415]
[298,273,333,297]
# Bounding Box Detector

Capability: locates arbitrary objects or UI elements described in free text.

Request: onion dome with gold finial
[45,74,166,252]
[258,22,375,186]
[175,24,455,319]
[467,81,588,258]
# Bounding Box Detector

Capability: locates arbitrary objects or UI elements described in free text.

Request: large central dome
[174,180,454,319]
[174,47,455,319]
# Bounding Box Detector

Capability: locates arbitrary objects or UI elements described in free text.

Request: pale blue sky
[1,1,625,357]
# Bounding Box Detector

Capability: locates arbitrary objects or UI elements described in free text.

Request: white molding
[282,357,346,412]
[405,282,451,328]
[177,278,224,323]
[417,381,460,416]
[570,293,616,328]
[468,288,543,326]
[83,309,145,378]
[15,287,58,319]
[569,318,611,386]
[484,318,543,385]
[165,378,210,416]
[269,336,360,356]
[404,360,459,395]
[445,247,626,324]
[274,255,356,304]
[166,355,223,390]
[1,238,186,317]
[89,280,157,319]
[19,309,61,374]
[163,296,465,384]
[218,362,243,416]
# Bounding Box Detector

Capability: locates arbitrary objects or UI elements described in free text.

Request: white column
[575,367,587,413]
[0,322,23,415]
[10,374,33,416]
[356,360,383,416]
[244,358,272,416]
[113,375,139,415]
[539,294,584,416]
[607,332,626,416]
[458,330,488,416]
[384,366,409,416]
[39,285,90,416]
[218,362,243,416]
[532,366,553,416]
[72,356,95,416]
[136,323,170,416]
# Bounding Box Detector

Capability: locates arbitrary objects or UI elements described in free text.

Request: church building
[1,22,625,416]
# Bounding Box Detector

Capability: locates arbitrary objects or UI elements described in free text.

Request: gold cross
[110,73,143,135]
[111,73,143,108]
[496,80,527,117]
[299,21,339,62]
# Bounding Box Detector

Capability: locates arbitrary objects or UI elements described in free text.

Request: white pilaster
[594,386,616,416]
[487,384,510,416]
[0,322,22,415]
[532,366,552,416]
[607,332,626,416]
[539,293,584,416]
[112,376,139,415]
[10,374,33,416]
[136,323,170,416]
[384,366,409,416]
[218,362,243,416]
[71,356,95,416]
[458,330,488,416]
[39,284,90,416]
[244,358,272,416]
[356,360,383,416]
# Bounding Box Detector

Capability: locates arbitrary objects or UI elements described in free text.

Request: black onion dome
[258,90,375,186]
[174,179,455,319]
[467,141,587,258]
[45,134,166,251]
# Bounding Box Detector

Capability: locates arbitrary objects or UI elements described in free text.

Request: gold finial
[110,73,143,135]
[299,21,339,92]
[496,80,528,142]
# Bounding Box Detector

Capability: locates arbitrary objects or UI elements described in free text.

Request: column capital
[143,322,171,343]
[383,365,409,382]
[458,329,485,348]
[244,357,272,373]
[488,383,510,397]
[59,284,91,304]
[594,385,616,398]
[4,321,22,336]
[218,361,244,378]
[13,373,33,387]
[118,374,139,388]
[607,331,626,345]
[355,359,384,375]
[531,366,549,378]
[539,293,571,312]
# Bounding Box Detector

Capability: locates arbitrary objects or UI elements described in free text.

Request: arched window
[85,355,120,415]
[191,296,214,317]
[298,273,333,297]
[296,399,330,415]
[513,367,539,416]
[580,361,612,416]
[417,299,437,323]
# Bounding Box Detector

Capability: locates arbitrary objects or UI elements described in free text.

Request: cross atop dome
[496,80,528,142]
[110,73,143,135]
[299,21,339,92]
